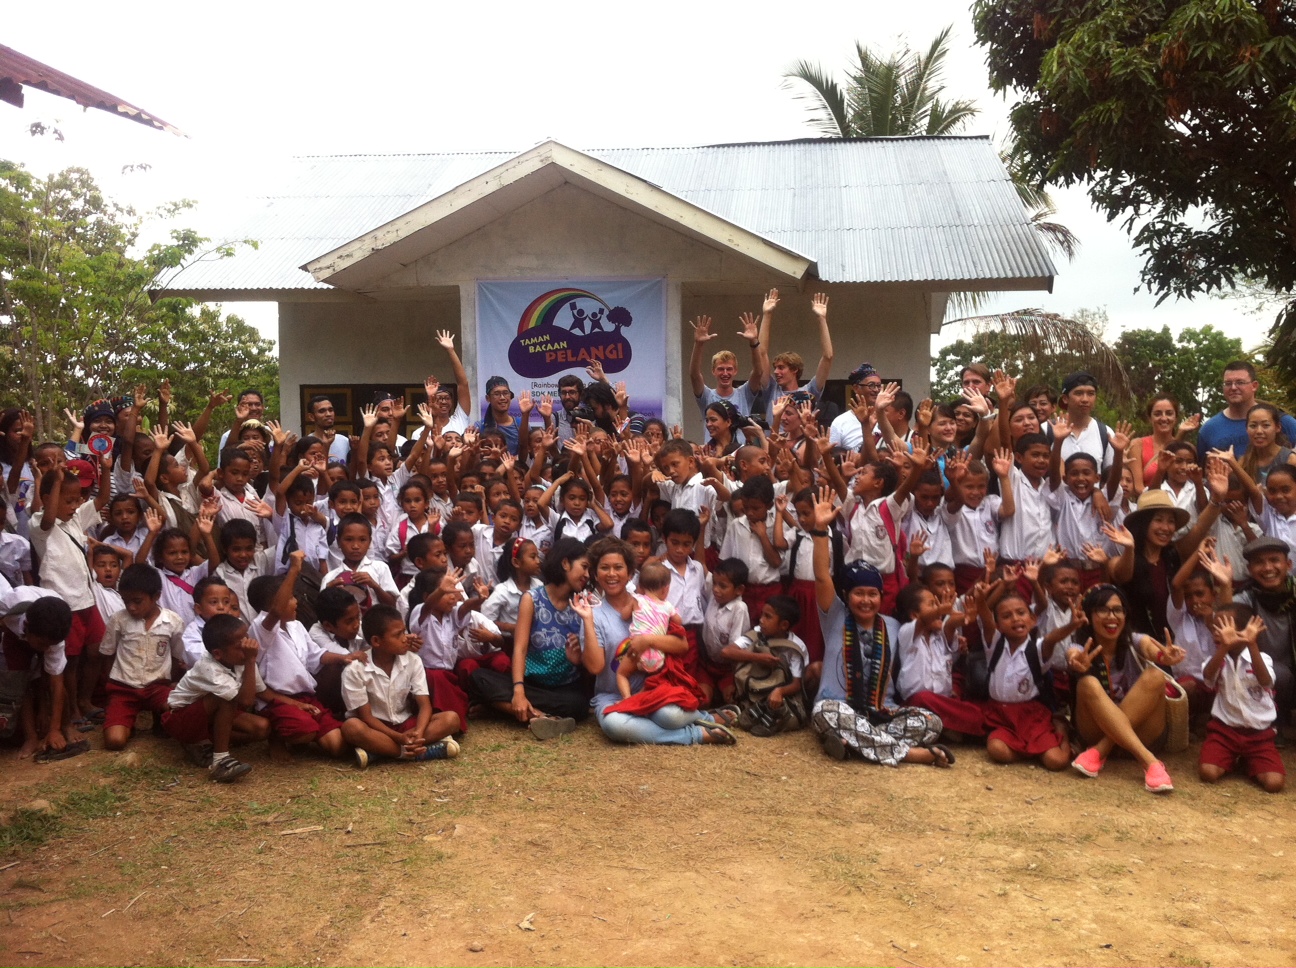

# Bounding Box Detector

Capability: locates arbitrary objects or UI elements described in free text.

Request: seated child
[394,532,447,620]
[464,537,543,683]
[100,564,186,751]
[472,499,523,586]
[246,552,348,759]
[896,582,979,739]
[308,587,368,718]
[408,566,489,738]
[163,613,272,782]
[723,595,809,736]
[1170,544,1233,725]
[1,589,78,760]
[182,576,241,668]
[271,466,329,575]
[975,587,1070,771]
[1199,607,1284,792]
[698,558,750,705]
[340,604,461,767]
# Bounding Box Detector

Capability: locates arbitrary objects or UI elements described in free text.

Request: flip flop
[699,722,737,745]
[707,706,740,728]
[83,707,106,724]
[928,743,956,768]
[35,739,89,763]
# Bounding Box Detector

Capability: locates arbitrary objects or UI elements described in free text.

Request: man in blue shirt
[1197,361,1296,460]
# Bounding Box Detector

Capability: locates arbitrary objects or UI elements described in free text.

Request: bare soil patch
[1,720,1294,966]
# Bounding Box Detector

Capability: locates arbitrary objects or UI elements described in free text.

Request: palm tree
[783,26,1080,269]
[783,26,979,138]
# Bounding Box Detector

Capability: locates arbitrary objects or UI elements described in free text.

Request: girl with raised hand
[1067,584,1183,793]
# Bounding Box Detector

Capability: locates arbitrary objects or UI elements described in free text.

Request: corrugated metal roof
[0,43,184,136]
[163,138,1055,292]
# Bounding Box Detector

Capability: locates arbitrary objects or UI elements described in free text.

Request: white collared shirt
[896,621,958,700]
[940,495,1002,568]
[665,557,706,625]
[250,612,326,696]
[843,493,910,574]
[986,633,1042,703]
[321,557,399,609]
[99,608,186,688]
[1207,649,1277,730]
[169,653,265,708]
[999,467,1052,560]
[701,594,751,663]
[719,514,783,585]
[410,603,470,670]
[341,649,427,723]
[29,500,100,611]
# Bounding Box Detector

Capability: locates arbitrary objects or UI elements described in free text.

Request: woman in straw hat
[1102,457,1230,637]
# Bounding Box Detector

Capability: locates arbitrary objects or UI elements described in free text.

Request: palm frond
[925,98,980,135]
[1030,215,1082,261]
[945,309,1131,400]
[781,62,850,138]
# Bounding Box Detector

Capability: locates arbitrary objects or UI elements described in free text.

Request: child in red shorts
[1199,606,1285,793]
[29,460,112,725]
[163,614,271,782]
[100,564,185,751]
[340,605,460,768]
[245,551,348,759]
[698,559,750,706]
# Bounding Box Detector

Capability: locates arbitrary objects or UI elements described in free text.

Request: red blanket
[604,653,705,716]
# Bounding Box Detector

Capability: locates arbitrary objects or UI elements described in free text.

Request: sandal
[705,706,740,728]
[35,739,89,764]
[700,722,737,745]
[70,718,97,733]
[928,743,955,768]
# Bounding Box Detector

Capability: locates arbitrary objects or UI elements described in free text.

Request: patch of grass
[0,806,61,852]
[1166,950,1210,967]
[63,785,127,819]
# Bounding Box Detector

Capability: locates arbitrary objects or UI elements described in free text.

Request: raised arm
[688,316,717,399]
[434,331,472,415]
[810,485,839,613]
[809,293,835,390]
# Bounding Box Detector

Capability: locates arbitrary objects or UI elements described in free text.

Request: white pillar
[458,281,479,408]
[664,276,683,429]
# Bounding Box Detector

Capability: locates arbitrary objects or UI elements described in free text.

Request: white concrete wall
[277,184,938,435]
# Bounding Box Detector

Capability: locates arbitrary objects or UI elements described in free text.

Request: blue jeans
[596,703,707,746]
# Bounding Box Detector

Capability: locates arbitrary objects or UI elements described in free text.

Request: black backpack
[983,629,1056,712]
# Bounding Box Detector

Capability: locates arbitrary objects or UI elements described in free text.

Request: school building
[159,137,1055,438]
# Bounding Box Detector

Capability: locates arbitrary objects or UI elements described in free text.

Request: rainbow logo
[517,288,610,335]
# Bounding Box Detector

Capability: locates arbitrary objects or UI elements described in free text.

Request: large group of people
[0,290,1289,796]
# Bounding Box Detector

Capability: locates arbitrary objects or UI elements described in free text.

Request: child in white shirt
[137,506,219,628]
[699,559,751,705]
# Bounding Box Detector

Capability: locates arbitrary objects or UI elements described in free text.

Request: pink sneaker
[1071,746,1106,778]
[1144,760,1174,793]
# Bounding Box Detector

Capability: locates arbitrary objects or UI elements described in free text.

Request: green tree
[783,26,980,137]
[972,0,1296,375]
[0,162,271,441]
[1113,324,1242,422]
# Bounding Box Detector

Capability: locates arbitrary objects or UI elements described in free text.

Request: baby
[614,562,680,696]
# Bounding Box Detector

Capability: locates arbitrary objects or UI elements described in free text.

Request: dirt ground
[1,719,1294,967]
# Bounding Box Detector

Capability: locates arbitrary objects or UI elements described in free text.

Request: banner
[475,278,667,420]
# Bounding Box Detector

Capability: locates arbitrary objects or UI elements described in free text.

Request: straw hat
[1125,489,1190,531]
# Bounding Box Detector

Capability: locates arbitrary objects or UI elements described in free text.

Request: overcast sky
[3,0,1272,352]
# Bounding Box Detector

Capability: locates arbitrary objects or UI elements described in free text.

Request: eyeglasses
[1223,380,1255,389]
[857,381,882,390]
[1091,605,1125,616]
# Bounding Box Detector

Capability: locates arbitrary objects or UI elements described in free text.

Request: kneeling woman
[586,537,736,745]
[808,489,952,767]
[1067,584,1183,793]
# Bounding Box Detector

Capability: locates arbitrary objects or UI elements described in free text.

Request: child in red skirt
[1199,607,1284,793]
[976,587,1070,771]
[408,565,488,739]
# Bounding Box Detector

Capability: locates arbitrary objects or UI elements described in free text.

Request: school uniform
[520,511,556,557]
[272,510,328,575]
[29,501,104,657]
[103,525,149,560]
[155,562,210,628]
[409,603,471,731]
[1048,486,1109,587]
[900,507,953,570]
[321,557,399,610]
[999,468,1052,562]
[0,530,31,586]
[100,609,186,733]
[552,508,603,545]
[1166,600,1215,686]
[385,513,435,579]
[341,649,428,729]
[1160,480,1200,537]
[1,588,66,686]
[181,617,208,669]
[472,523,513,585]
[899,622,987,736]
[941,496,1003,592]
[163,653,266,744]
[657,473,717,544]
[604,500,642,542]
[91,582,125,629]
[250,612,343,741]
[1057,419,1114,472]
[780,527,825,663]
[720,514,783,621]
[1200,650,1284,779]
[980,631,1060,757]
[213,484,273,549]
[664,557,706,672]
[215,549,275,622]
[1257,500,1296,574]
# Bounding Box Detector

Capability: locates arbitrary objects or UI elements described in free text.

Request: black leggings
[469,669,591,720]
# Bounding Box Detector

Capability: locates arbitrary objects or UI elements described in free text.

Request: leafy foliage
[783,26,980,137]
[0,162,274,441]
[972,0,1296,373]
